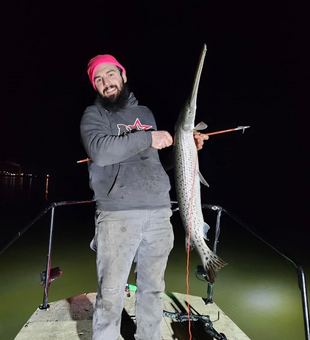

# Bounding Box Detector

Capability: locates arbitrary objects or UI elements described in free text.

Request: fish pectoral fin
[198,171,210,187]
[203,222,210,240]
[194,121,208,131]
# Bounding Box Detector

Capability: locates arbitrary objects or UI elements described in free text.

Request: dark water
[0,174,309,340]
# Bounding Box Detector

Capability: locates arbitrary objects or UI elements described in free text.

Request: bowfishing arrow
[77,126,250,163]
[205,125,250,137]
[77,158,91,163]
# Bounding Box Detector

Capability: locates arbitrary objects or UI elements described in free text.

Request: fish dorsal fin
[199,170,210,187]
[203,222,210,240]
[194,121,208,131]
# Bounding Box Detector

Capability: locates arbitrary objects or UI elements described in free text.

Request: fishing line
[186,151,198,340]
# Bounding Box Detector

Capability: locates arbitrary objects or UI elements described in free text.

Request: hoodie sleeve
[80,106,153,167]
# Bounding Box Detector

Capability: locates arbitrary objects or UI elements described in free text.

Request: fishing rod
[76,126,250,164]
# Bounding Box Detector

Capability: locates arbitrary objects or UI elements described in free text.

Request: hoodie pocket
[107,160,170,203]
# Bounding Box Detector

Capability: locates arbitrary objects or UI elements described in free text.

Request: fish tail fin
[203,252,227,284]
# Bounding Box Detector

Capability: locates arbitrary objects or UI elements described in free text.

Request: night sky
[1,2,309,257]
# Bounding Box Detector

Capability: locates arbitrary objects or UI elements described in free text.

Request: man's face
[94,63,127,99]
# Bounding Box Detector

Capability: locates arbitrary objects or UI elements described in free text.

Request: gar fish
[174,44,227,284]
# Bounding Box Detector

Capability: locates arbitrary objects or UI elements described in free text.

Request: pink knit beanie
[87,55,126,90]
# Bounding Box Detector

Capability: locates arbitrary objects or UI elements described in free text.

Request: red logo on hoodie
[117,118,153,135]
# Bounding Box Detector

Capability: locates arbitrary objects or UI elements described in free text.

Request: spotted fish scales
[174,44,227,283]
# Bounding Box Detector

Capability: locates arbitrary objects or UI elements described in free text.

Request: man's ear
[122,73,127,83]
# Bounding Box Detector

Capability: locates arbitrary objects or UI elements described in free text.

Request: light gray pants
[91,208,174,340]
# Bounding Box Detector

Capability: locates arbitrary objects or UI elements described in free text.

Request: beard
[97,83,130,112]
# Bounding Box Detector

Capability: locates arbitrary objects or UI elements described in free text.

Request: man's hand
[151,131,173,149]
[194,131,209,150]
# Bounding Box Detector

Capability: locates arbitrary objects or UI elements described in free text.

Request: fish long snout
[189,44,207,110]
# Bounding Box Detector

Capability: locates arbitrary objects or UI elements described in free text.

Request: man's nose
[102,77,111,87]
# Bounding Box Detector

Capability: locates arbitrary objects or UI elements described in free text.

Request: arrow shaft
[205,126,249,136]
[205,128,237,136]
[77,127,249,163]
[77,158,91,163]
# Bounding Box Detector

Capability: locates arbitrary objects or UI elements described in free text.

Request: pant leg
[134,208,174,340]
[92,210,143,340]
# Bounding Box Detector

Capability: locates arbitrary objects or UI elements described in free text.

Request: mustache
[104,85,118,94]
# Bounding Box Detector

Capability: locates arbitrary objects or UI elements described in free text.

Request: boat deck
[15,291,251,339]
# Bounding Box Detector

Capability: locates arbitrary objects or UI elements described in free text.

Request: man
[80,54,208,340]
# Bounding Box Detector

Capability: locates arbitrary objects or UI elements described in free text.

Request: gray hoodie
[80,93,171,211]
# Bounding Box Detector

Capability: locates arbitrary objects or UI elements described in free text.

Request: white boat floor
[15,291,251,340]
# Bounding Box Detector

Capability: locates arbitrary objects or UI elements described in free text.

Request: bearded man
[80,54,207,340]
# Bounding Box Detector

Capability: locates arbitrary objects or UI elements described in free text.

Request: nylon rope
[186,151,198,340]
